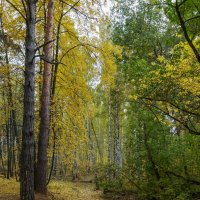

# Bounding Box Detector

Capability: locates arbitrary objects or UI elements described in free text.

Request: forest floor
[0,177,136,200]
[0,177,103,200]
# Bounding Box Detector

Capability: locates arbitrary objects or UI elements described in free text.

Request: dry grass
[0,177,103,200]
[49,180,103,200]
[0,177,19,199]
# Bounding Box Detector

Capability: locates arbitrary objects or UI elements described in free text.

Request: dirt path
[49,181,104,200]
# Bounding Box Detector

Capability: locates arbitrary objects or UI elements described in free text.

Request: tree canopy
[0,0,200,200]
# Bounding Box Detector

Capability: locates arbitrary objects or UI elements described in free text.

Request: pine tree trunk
[35,0,54,194]
[47,127,56,185]
[20,0,37,199]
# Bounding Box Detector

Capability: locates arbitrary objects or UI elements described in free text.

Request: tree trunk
[0,17,18,180]
[6,119,11,179]
[35,0,54,194]
[72,151,78,181]
[47,7,64,184]
[107,93,112,163]
[175,1,200,63]
[47,127,56,185]
[20,0,37,199]
[113,94,121,169]
[0,138,6,177]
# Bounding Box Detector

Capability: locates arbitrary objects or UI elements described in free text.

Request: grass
[0,177,103,200]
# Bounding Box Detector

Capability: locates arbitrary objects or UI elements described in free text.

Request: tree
[20,0,37,199]
[35,0,54,194]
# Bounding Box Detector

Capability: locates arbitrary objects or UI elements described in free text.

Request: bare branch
[175,1,200,63]
[147,102,200,135]
[35,39,56,52]
[177,0,188,8]
[59,0,97,20]
[5,0,26,21]
[64,0,80,14]
[184,15,200,23]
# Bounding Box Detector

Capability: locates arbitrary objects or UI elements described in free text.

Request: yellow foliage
[157,55,165,63]
[100,41,122,90]
[149,40,200,96]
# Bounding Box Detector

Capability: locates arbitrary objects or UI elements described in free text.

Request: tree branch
[146,102,200,135]
[5,0,26,21]
[35,39,56,52]
[166,170,200,185]
[59,0,97,20]
[184,15,200,24]
[175,0,200,63]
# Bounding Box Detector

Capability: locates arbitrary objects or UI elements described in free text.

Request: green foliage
[96,0,200,199]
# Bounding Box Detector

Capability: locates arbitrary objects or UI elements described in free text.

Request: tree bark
[72,151,78,181]
[35,0,54,194]
[107,92,112,180]
[20,0,37,199]
[46,126,56,185]
[113,92,121,169]
[0,138,6,177]
[47,6,64,184]
[6,119,11,179]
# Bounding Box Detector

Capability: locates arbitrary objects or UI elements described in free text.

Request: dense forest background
[0,0,200,199]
